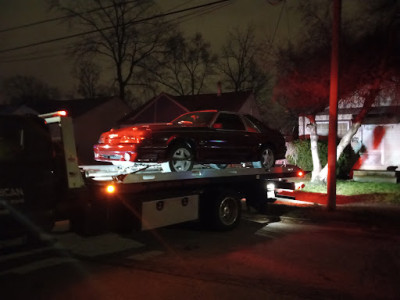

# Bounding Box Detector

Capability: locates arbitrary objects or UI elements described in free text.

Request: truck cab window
[0,120,23,161]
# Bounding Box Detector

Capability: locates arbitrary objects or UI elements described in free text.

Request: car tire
[210,164,228,169]
[252,146,275,169]
[162,143,194,172]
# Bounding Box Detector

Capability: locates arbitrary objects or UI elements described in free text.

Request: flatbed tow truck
[0,111,304,239]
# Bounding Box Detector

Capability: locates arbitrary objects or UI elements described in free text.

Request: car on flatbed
[93,110,286,172]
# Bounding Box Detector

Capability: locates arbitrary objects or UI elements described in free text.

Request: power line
[0,0,231,54]
[270,0,286,44]
[0,1,231,63]
[167,1,231,28]
[0,0,138,34]
[284,0,291,45]
[0,52,67,63]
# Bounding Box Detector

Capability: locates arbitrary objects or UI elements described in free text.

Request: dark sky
[0,0,296,98]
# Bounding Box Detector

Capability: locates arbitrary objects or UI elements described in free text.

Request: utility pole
[327,0,341,211]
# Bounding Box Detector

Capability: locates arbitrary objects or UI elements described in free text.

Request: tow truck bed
[75,164,304,233]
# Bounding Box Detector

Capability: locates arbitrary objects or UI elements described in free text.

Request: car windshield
[171,111,216,127]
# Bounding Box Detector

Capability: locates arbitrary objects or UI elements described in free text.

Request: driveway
[1,202,400,300]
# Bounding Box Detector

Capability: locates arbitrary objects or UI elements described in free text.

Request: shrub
[337,144,360,179]
[287,139,360,179]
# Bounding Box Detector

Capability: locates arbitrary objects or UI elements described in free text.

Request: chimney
[217,81,222,96]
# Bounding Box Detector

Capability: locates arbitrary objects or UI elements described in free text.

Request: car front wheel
[162,143,194,172]
[252,146,275,169]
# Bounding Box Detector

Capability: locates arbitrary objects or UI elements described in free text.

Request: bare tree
[48,0,172,104]
[272,40,331,181]
[1,75,60,105]
[72,59,101,98]
[218,25,269,97]
[271,0,400,182]
[149,32,218,95]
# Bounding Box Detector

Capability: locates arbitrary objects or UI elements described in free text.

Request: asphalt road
[1,204,400,300]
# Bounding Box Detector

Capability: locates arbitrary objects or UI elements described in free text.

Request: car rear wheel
[252,146,275,169]
[210,164,228,169]
[162,143,194,172]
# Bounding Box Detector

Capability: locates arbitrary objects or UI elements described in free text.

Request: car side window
[244,115,266,132]
[214,113,245,131]
[242,116,260,133]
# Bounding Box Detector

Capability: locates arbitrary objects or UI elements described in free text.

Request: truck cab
[0,114,56,239]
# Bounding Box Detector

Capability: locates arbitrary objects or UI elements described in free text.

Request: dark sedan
[93,110,286,172]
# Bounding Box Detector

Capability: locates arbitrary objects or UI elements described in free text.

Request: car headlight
[120,136,146,143]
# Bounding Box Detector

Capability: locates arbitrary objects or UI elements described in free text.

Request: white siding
[298,115,400,170]
[358,124,400,170]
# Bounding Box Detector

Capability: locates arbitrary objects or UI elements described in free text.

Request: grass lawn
[293,174,400,204]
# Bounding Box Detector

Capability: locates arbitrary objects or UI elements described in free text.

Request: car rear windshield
[171,111,216,127]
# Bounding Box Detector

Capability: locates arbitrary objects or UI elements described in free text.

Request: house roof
[26,97,118,117]
[317,105,400,116]
[119,91,254,124]
[1,97,129,119]
[172,90,253,111]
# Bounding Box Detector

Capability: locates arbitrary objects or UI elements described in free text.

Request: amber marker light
[105,184,116,194]
[57,110,67,116]
[297,170,304,177]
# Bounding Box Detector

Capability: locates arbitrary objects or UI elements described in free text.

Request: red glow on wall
[372,126,386,149]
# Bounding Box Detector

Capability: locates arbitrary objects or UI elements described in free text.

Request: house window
[317,121,349,137]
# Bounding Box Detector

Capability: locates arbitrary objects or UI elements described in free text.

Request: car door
[204,112,254,162]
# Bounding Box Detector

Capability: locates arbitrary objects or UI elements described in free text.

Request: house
[118,91,261,126]
[299,104,400,171]
[1,97,131,164]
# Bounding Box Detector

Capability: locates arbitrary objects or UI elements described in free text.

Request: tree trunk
[317,122,361,182]
[316,83,382,182]
[306,115,322,182]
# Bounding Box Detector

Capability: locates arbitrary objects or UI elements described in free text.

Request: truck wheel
[201,190,241,231]
[252,146,275,169]
[25,209,56,245]
[163,143,194,172]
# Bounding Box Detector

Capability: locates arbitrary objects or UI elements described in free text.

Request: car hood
[107,123,172,133]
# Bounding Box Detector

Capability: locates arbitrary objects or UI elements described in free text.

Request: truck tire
[70,203,107,236]
[24,209,56,246]
[69,189,108,236]
[201,189,241,231]
[163,143,194,172]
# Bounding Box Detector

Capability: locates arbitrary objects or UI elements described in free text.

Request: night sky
[0,0,296,98]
